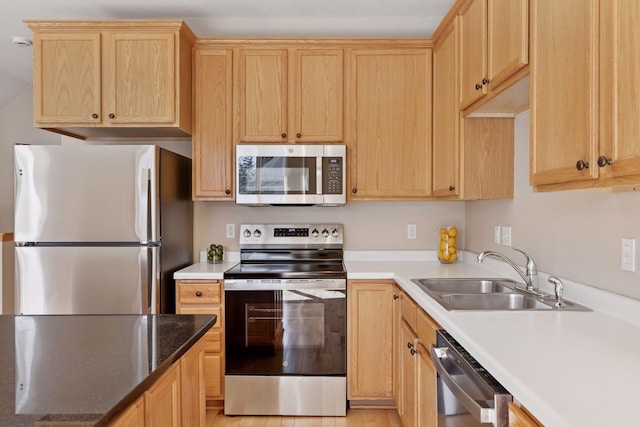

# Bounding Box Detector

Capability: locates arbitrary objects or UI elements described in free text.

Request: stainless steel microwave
[236,144,346,206]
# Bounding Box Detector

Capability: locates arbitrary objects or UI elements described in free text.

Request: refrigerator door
[14,145,157,243]
[15,246,154,314]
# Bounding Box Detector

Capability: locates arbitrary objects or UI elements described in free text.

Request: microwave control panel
[322,157,343,194]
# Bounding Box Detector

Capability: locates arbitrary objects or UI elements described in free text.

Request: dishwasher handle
[430,345,495,424]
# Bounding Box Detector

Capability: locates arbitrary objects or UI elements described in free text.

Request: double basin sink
[412,278,590,311]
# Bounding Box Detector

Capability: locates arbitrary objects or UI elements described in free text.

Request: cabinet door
[433,24,460,197]
[109,396,145,427]
[180,338,205,427]
[33,32,101,125]
[392,286,402,407]
[416,343,437,427]
[600,0,640,180]
[348,49,432,199]
[530,0,599,186]
[347,281,394,399]
[487,0,529,89]
[193,49,233,200]
[292,49,343,142]
[458,0,487,108]
[238,49,288,142]
[104,32,176,125]
[145,363,181,427]
[399,320,417,427]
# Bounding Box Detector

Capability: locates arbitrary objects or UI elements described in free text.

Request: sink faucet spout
[477,248,539,293]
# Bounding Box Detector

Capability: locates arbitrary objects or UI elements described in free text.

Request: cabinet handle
[393,294,399,300]
[281,133,287,139]
[225,189,231,195]
[351,188,357,194]
[475,83,483,90]
[108,113,115,119]
[91,113,98,119]
[195,291,202,297]
[296,133,302,138]
[597,156,613,167]
[449,185,455,191]
[482,78,491,85]
[576,160,590,171]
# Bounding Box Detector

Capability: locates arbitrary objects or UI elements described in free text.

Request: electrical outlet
[494,226,501,244]
[407,224,417,239]
[226,224,235,239]
[501,226,512,246]
[621,238,636,272]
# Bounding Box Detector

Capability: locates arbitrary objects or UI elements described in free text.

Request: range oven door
[224,284,346,376]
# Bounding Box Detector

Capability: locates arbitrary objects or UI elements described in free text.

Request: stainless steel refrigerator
[14,145,193,315]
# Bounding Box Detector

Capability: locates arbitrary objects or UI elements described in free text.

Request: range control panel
[239,224,344,245]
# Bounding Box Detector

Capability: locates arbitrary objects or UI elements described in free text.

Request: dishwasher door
[430,330,512,427]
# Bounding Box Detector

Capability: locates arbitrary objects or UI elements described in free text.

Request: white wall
[0,85,61,231]
[194,200,466,254]
[465,110,640,300]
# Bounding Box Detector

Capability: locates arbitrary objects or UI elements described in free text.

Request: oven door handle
[429,345,496,424]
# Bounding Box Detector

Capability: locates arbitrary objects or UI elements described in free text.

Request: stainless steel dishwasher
[430,330,512,426]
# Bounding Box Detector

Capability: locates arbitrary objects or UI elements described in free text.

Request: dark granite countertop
[0,314,217,427]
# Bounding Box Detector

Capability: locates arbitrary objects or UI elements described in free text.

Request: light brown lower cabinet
[509,402,544,426]
[397,291,440,427]
[109,335,206,427]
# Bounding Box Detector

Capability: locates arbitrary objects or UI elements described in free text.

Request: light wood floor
[206,408,402,427]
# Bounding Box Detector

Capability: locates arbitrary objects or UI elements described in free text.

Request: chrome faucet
[477,248,539,294]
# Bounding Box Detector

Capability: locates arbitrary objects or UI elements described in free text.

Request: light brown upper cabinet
[458,0,529,110]
[27,20,195,139]
[433,23,514,200]
[348,48,432,200]
[192,47,234,200]
[237,48,343,143]
[531,0,640,191]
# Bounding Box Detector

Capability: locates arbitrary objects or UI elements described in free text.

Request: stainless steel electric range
[223,224,347,416]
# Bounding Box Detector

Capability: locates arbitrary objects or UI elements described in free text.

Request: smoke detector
[12,36,33,47]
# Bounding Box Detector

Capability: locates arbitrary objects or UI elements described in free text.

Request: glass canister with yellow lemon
[437,226,458,264]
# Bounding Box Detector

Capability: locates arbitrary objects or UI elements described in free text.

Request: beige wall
[0,85,61,231]
[194,200,466,254]
[465,110,640,299]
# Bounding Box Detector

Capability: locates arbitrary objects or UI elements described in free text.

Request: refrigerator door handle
[140,246,155,314]
[139,168,152,244]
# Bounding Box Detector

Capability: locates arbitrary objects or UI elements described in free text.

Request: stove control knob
[311,228,319,238]
[332,228,340,238]
[243,228,251,238]
[254,229,262,238]
[321,229,329,238]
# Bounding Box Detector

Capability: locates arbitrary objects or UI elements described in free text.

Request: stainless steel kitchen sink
[439,293,551,310]
[411,278,591,311]
[413,278,517,294]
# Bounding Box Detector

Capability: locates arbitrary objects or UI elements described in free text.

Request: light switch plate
[407,224,417,239]
[501,226,512,246]
[226,224,235,239]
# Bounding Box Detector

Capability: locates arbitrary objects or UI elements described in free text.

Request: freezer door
[15,246,153,315]
[14,145,157,243]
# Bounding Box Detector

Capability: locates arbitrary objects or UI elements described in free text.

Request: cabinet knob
[576,160,590,171]
[482,78,490,85]
[475,83,483,90]
[108,113,115,119]
[91,113,98,119]
[296,133,302,138]
[407,342,413,349]
[225,189,231,195]
[393,294,399,300]
[351,188,357,194]
[597,156,613,167]
[281,133,287,139]
[195,291,202,297]
[449,185,455,191]
[410,348,417,355]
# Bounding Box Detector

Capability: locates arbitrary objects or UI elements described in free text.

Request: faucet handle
[512,247,537,273]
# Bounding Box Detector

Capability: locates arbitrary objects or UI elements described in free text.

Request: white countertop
[174,251,640,426]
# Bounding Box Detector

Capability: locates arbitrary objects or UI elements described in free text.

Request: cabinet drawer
[177,307,222,330]
[401,293,417,331]
[205,329,222,353]
[204,353,223,399]
[416,308,440,347]
[177,283,221,305]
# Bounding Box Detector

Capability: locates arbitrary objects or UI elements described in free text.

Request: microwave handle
[430,345,496,424]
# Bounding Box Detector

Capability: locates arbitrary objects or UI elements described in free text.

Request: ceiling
[0,0,454,109]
